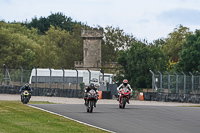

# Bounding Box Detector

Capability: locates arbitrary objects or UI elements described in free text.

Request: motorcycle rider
[19,83,33,102]
[117,79,133,103]
[84,83,99,107]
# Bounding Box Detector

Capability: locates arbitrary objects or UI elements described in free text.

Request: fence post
[189,72,194,94]
[149,70,155,92]
[197,71,200,94]
[33,66,37,96]
[100,69,104,81]
[33,67,37,89]
[3,64,13,86]
[165,71,170,93]
[87,69,91,84]
[20,66,23,87]
[3,64,8,85]
[181,71,186,94]
[49,67,51,89]
[75,69,78,97]
[173,71,179,94]
[62,68,65,89]
[158,71,162,92]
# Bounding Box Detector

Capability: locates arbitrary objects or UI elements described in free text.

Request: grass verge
[0,101,109,133]
[181,105,200,107]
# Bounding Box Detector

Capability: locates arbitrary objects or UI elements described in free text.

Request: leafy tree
[48,12,74,32]
[162,25,192,62]
[24,12,83,34]
[0,21,40,69]
[116,41,168,89]
[175,30,200,72]
[37,25,82,69]
[1,12,84,70]
[102,26,136,63]
[79,82,85,91]
[153,38,166,47]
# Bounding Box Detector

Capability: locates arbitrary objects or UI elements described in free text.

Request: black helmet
[89,83,95,89]
[25,83,29,88]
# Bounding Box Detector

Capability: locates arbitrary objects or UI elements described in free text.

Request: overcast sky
[1,0,200,42]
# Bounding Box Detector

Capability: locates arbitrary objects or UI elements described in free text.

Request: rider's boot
[127,99,130,104]
[84,99,87,106]
[117,95,119,101]
[94,102,96,107]
[29,95,31,101]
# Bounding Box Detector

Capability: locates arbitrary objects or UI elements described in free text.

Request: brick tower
[74,28,103,70]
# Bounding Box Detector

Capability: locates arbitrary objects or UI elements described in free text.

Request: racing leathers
[84,86,99,107]
[19,86,33,101]
[117,84,133,103]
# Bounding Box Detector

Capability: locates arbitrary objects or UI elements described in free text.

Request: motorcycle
[119,87,130,109]
[86,90,98,113]
[21,90,30,104]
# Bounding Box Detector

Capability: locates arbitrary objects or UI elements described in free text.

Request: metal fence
[143,70,200,103]
[0,68,83,90]
[150,70,200,94]
[0,67,116,98]
[0,68,32,87]
[0,67,87,98]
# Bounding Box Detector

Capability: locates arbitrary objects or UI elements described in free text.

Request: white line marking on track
[28,105,115,133]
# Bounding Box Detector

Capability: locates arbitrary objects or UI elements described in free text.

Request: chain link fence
[0,67,115,99]
[0,67,84,97]
[0,68,84,89]
[150,71,200,94]
[147,70,200,103]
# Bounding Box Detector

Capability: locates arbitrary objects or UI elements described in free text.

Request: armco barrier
[0,85,21,94]
[3,85,199,102]
[0,85,112,99]
[94,91,111,99]
[0,85,84,98]
[143,92,200,103]
[102,91,112,99]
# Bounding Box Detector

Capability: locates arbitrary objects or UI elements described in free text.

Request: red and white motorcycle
[118,87,131,109]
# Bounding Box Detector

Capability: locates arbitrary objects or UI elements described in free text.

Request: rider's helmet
[89,83,95,89]
[25,83,29,88]
[123,79,128,86]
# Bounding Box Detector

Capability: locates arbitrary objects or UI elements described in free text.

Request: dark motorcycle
[86,90,98,113]
[119,87,130,109]
[21,90,30,104]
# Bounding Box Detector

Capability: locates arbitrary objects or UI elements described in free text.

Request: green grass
[181,105,200,107]
[0,101,108,133]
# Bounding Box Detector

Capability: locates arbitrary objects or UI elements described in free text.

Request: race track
[30,104,200,133]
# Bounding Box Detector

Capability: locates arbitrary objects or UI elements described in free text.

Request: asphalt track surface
[30,104,200,133]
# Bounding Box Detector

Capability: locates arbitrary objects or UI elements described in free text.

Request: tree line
[0,12,200,89]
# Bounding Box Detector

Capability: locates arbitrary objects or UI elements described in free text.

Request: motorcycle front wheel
[23,97,28,104]
[89,100,94,113]
[122,97,126,109]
